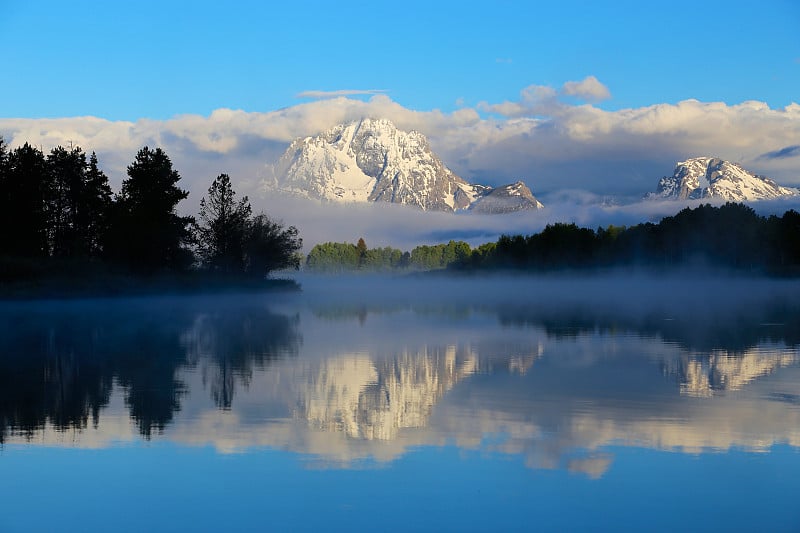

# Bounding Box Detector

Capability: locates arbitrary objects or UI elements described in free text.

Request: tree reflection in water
[0,296,300,442]
[181,304,301,409]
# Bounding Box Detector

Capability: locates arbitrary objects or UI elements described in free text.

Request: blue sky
[2,0,798,120]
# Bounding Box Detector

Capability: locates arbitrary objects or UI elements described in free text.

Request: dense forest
[0,138,301,289]
[461,203,800,274]
[306,238,472,272]
[306,203,800,275]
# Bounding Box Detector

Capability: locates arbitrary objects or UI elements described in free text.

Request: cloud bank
[1,77,799,246]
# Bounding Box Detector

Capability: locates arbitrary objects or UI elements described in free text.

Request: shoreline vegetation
[0,139,302,299]
[307,203,800,277]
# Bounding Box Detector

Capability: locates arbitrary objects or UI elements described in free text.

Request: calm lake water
[2,274,800,532]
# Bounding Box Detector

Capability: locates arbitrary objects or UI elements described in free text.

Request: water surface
[2,275,799,531]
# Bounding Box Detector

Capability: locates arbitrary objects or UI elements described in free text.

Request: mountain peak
[271,120,543,213]
[468,180,544,213]
[648,156,798,201]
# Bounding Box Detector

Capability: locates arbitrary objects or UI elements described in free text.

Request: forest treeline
[0,138,301,286]
[306,203,800,275]
[464,203,800,274]
[306,238,472,272]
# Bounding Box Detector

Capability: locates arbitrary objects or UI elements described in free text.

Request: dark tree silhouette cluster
[0,138,301,285]
[195,174,302,277]
[105,147,194,272]
[456,203,800,275]
[0,300,301,442]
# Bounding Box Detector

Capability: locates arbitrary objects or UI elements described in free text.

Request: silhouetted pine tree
[81,152,113,257]
[46,146,88,257]
[0,137,7,250]
[2,144,49,258]
[0,137,7,180]
[105,147,193,272]
[196,173,252,274]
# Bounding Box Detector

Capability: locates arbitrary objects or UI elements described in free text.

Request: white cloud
[478,77,609,117]
[478,84,560,117]
[561,75,611,102]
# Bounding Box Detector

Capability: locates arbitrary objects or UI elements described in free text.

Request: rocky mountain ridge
[648,157,799,202]
[270,118,543,213]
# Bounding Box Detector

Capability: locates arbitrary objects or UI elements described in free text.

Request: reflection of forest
[309,297,800,354]
[493,302,800,397]
[495,303,800,353]
[0,298,300,443]
[181,308,301,409]
[305,299,800,403]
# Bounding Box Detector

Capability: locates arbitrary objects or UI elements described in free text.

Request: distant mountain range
[266,118,798,211]
[269,118,543,214]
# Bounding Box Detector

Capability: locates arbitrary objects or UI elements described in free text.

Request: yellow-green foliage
[305,239,472,272]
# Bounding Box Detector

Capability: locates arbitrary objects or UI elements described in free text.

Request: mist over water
[255,192,800,252]
[2,275,799,530]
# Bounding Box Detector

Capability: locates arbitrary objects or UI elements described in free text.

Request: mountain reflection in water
[2,277,800,478]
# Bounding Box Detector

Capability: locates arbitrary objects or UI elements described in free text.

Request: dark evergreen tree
[46,146,87,257]
[81,152,113,257]
[0,137,7,181]
[356,237,367,268]
[105,147,193,272]
[779,210,800,273]
[196,174,252,274]
[2,144,49,258]
[0,137,7,254]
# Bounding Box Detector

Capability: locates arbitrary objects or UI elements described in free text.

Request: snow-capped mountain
[271,118,543,213]
[648,157,799,201]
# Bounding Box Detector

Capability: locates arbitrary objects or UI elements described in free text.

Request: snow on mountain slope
[648,157,799,201]
[271,118,543,213]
